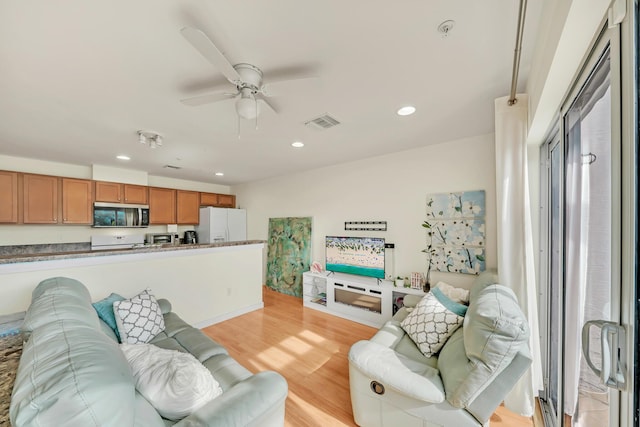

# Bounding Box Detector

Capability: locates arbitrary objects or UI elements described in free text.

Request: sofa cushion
[202,354,253,391]
[441,284,529,408]
[401,287,467,357]
[114,289,165,344]
[349,340,445,403]
[134,392,165,427]
[10,277,136,427]
[92,292,125,341]
[121,343,223,421]
[173,328,228,362]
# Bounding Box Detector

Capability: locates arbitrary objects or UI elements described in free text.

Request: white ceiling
[0,1,542,185]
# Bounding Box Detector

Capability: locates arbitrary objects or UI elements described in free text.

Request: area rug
[0,334,22,427]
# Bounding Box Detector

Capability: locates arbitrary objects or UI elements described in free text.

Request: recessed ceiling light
[397,106,416,116]
[215,172,224,176]
[116,155,130,160]
[291,141,304,148]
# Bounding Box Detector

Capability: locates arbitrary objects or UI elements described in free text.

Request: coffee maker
[183,230,197,244]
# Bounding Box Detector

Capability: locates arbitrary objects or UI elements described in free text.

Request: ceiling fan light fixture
[291,141,304,148]
[397,106,416,116]
[236,90,258,119]
[137,130,163,148]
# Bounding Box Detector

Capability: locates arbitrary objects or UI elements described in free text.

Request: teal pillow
[92,293,125,341]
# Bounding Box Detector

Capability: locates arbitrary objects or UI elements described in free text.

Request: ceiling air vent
[163,165,181,170]
[304,114,340,131]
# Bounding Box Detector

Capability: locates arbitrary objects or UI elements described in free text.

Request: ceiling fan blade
[180,27,242,84]
[257,97,278,115]
[180,92,238,106]
[261,76,320,97]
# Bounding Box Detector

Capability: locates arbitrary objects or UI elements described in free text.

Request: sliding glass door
[538,19,634,426]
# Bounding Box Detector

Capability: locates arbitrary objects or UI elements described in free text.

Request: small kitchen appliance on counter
[145,233,177,245]
[183,230,197,244]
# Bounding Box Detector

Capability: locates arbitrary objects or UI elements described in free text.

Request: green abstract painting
[266,217,312,297]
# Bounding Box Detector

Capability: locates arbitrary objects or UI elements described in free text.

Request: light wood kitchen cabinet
[95,182,148,204]
[216,194,236,208]
[23,174,58,224]
[149,187,176,224]
[200,192,236,208]
[62,178,93,224]
[0,171,18,223]
[123,184,147,204]
[95,181,122,203]
[177,190,200,224]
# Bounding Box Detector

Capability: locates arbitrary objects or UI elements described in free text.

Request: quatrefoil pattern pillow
[114,289,165,344]
[401,287,468,358]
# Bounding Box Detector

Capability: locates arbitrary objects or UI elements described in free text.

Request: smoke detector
[437,20,455,37]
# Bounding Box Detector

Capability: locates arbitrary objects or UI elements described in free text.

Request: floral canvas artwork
[424,191,486,275]
[266,217,312,297]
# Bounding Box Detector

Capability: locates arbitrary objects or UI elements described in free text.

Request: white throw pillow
[113,289,165,344]
[434,281,470,304]
[120,343,223,420]
[401,287,468,358]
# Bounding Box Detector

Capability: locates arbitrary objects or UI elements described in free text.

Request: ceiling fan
[180,27,319,121]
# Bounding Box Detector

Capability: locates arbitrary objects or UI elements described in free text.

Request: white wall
[233,133,496,289]
[0,154,232,245]
[526,0,611,144]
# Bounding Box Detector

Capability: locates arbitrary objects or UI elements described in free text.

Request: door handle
[581,320,627,390]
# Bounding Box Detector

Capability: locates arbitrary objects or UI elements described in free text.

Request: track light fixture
[137,130,163,149]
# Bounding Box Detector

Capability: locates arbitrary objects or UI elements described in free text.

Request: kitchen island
[0,241,266,327]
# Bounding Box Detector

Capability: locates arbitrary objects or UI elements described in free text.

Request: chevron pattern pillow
[113,289,165,344]
[401,287,468,358]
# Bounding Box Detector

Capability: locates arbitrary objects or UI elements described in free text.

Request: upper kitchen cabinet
[200,192,236,208]
[177,190,200,224]
[216,194,236,208]
[0,171,18,223]
[95,181,122,203]
[62,178,93,224]
[149,187,176,224]
[95,181,148,204]
[23,174,58,224]
[123,184,147,204]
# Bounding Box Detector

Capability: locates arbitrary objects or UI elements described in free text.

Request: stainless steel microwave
[93,202,149,228]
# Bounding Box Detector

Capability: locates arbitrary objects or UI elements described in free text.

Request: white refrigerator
[196,207,247,243]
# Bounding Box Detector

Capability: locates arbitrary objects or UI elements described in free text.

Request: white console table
[302,271,425,328]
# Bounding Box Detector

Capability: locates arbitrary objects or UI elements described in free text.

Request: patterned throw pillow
[401,287,468,358]
[113,289,165,344]
[92,293,125,341]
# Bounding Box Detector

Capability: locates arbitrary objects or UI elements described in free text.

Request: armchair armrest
[348,340,445,403]
[174,371,287,427]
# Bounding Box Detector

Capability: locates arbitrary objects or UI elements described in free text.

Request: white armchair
[348,272,532,427]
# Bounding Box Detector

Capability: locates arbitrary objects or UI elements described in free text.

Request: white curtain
[563,111,590,417]
[494,94,543,416]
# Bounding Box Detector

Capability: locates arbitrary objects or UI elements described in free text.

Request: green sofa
[10,277,288,427]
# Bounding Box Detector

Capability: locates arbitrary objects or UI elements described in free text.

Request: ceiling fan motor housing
[233,63,263,93]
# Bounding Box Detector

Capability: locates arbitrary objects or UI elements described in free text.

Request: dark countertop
[0,240,266,265]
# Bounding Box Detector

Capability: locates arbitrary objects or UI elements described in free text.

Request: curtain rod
[508,0,528,106]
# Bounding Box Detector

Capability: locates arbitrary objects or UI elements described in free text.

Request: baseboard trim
[193,302,264,329]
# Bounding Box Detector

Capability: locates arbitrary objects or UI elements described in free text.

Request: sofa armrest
[348,340,444,403]
[173,371,288,427]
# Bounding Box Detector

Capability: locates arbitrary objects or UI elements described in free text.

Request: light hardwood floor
[202,286,534,427]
